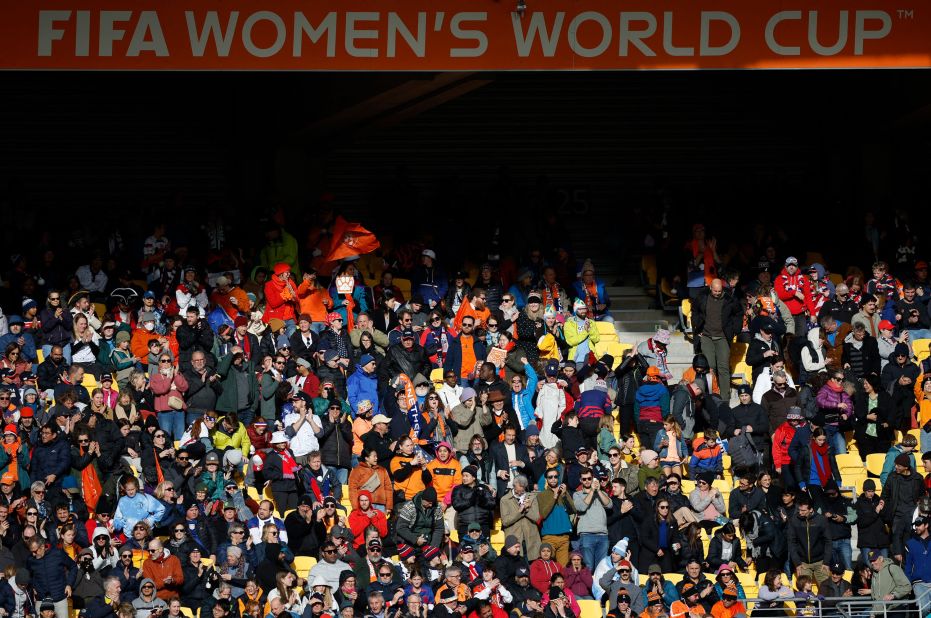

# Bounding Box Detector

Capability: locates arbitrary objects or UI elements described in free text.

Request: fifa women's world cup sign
[0,0,929,70]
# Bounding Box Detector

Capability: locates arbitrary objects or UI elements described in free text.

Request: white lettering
[766,11,801,55]
[186,11,239,57]
[512,12,564,57]
[700,12,739,57]
[567,12,611,58]
[98,11,132,57]
[75,11,90,57]
[662,11,694,56]
[450,12,487,58]
[619,12,656,56]
[808,10,848,56]
[387,12,425,57]
[293,12,337,57]
[127,12,168,56]
[345,12,379,58]
[38,10,70,56]
[242,11,286,57]
[854,10,891,55]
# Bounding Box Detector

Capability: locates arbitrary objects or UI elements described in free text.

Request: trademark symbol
[897,9,915,18]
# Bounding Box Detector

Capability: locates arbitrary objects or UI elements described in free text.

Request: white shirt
[438,383,463,412]
[282,410,321,457]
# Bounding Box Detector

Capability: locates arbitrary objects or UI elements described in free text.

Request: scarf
[153,447,165,484]
[583,281,600,312]
[81,444,103,513]
[542,283,563,313]
[278,448,299,479]
[235,333,252,360]
[343,294,356,331]
[688,240,717,285]
[811,441,832,486]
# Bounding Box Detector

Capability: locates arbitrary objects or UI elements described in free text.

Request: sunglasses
[658,505,670,510]
[268,531,279,536]
[609,453,620,458]
[174,528,185,533]
[546,474,559,480]
[134,526,147,531]
[49,296,60,301]
[177,457,189,462]
[204,417,216,422]
[231,530,245,535]
[159,359,172,364]
[26,511,38,516]
[580,477,593,482]
[322,549,336,554]
[487,323,498,328]
[148,548,159,553]
[462,322,474,327]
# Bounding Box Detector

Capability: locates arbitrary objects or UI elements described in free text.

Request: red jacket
[530,558,565,593]
[771,422,797,468]
[263,278,297,323]
[142,550,184,599]
[347,508,388,549]
[775,268,809,316]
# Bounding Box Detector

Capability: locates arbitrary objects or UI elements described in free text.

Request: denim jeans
[579,533,609,575]
[332,467,349,485]
[825,424,847,455]
[831,538,852,571]
[158,410,186,441]
[237,407,255,426]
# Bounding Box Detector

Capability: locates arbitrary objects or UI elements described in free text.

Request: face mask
[144,322,155,332]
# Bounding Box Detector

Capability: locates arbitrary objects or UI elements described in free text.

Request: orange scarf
[81,445,103,514]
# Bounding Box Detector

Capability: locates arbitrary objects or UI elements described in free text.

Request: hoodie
[113,492,165,536]
[346,363,379,415]
[870,559,912,602]
[131,578,167,618]
[90,527,119,572]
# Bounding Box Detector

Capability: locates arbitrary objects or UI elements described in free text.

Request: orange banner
[0,0,929,70]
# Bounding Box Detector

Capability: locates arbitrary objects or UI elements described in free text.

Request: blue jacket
[328,285,369,323]
[27,546,77,602]
[29,434,71,487]
[0,316,37,362]
[510,362,538,429]
[641,580,680,607]
[113,492,166,536]
[905,535,931,583]
[634,383,670,422]
[576,388,612,420]
[443,333,488,378]
[572,280,612,315]
[346,364,380,416]
[413,266,448,306]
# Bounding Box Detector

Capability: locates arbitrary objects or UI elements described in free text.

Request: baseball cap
[879,320,895,331]
[868,550,884,562]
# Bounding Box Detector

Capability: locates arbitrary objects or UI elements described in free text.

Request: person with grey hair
[499,474,541,560]
[819,283,859,325]
[84,577,123,618]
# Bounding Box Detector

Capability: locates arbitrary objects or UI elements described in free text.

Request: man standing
[573,469,611,574]
[775,257,810,335]
[499,475,541,560]
[692,279,742,402]
[786,498,831,586]
[881,452,925,562]
[869,552,912,611]
[537,469,575,565]
[26,537,77,618]
[905,515,931,606]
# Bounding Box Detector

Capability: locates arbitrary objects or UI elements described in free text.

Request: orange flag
[324,217,380,263]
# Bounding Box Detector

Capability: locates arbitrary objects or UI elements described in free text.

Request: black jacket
[637,517,682,572]
[842,336,881,380]
[786,512,831,566]
[379,344,431,383]
[30,434,72,488]
[175,320,216,369]
[745,336,781,383]
[728,402,769,450]
[853,390,894,447]
[792,440,843,491]
[855,492,890,548]
[314,415,353,469]
[263,449,298,494]
[181,367,222,415]
[692,288,742,346]
[451,482,496,532]
[706,532,747,571]
[489,440,531,497]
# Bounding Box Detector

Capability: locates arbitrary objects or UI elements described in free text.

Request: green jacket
[870,559,912,601]
[258,229,300,274]
[215,354,259,414]
[259,372,281,421]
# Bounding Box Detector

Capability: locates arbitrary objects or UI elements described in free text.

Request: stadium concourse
[2,206,931,618]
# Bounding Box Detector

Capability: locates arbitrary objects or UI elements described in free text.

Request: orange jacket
[263,278,297,323]
[681,368,719,395]
[454,301,491,331]
[426,456,462,503]
[131,327,157,361]
[348,462,394,511]
[390,454,427,501]
[352,417,372,456]
[297,280,334,323]
[210,287,250,321]
[142,551,184,600]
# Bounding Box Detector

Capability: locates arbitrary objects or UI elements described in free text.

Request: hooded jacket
[786,511,831,566]
[395,491,444,549]
[870,559,913,601]
[131,578,167,618]
[113,492,166,536]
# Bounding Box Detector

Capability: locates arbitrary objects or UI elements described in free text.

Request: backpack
[728,431,763,470]
[797,385,819,421]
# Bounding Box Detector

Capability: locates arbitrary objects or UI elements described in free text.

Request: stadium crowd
[0,211,930,618]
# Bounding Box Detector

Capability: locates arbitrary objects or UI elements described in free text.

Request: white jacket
[801,328,828,374]
[536,382,566,449]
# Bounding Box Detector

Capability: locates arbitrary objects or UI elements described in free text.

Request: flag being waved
[324,216,380,263]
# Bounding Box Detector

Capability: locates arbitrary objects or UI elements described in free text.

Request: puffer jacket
[212,419,251,458]
[29,433,72,487]
[346,364,379,415]
[27,545,77,601]
[39,306,73,347]
[396,491,444,549]
[451,482,496,532]
[314,415,353,469]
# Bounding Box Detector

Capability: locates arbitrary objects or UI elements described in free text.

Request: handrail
[589,596,919,618]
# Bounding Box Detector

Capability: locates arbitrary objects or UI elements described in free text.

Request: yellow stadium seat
[82,373,98,388]
[835,453,864,473]
[179,608,195,618]
[732,361,753,386]
[681,479,695,494]
[729,342,749,371]
[430,368,444,384]
[914,339,931,361]
[659,278,680,309]
[909,429,921,444]
[578,599,601,618]
[665,573,684,584]
[866,453,886,477]
[680,299,693,335]
[595,321,618,337]
[36,348,45,363]
[246,486,261,502]
[394,278,412,298]
[293,555,317,577]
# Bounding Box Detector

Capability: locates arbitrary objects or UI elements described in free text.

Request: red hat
[879,320,895,331]
[325,312,342,325]
[273,263,291,276]
[19,407,33,418]
[3,424,16,435]
[916,261,929,270]
[233,316,248,327]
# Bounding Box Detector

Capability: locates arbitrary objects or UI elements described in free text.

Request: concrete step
[613,296,654,310]
[607,286,649,297]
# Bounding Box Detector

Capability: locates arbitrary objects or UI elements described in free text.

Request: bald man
[692,278,742,402]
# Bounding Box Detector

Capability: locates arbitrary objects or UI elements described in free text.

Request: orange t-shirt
[297,280,334,323]
[454,301,491,331]
[460,334,478,379]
